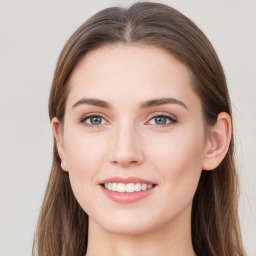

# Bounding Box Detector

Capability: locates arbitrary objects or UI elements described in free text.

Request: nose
[109,124,144,167]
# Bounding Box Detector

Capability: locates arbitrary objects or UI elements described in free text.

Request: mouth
[101,182,156,193]
[99,177,157,203]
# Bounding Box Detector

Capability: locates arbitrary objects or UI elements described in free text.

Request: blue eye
[80,113,176,128]
[81,115,107,126]
[148,114,176,126]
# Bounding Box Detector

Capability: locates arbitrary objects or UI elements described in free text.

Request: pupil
[155,116,166,124]
[91,116,102,125]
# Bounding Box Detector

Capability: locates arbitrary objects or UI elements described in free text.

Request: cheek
[63,128,108,194]
[64,127,107,169]
[63,129,112,215]
[147,126,205,192]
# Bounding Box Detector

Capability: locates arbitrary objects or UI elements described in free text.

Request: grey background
[0,0,255,255]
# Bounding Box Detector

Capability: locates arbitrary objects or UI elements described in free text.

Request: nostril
[111,160,138,165]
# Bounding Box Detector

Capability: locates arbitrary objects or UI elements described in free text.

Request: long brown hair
[33,2,245,255]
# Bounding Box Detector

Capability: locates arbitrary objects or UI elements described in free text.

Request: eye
[147,113,177,126]
[80,114,108,127]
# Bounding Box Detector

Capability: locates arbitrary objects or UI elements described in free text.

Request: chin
[91,210,167,236]
[103,221,155,236]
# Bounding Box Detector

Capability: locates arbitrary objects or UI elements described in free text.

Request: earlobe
[52,117,68,172]
[202,112,232,171]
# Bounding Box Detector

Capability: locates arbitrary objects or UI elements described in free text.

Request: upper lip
[100,176,156,185]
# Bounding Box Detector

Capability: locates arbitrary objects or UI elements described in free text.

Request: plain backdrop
[0,0,255,255]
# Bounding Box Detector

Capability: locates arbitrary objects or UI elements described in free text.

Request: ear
[52,117,68,172]
[202,112,232,171]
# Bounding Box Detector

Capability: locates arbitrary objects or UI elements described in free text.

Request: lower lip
[100,185,156,203]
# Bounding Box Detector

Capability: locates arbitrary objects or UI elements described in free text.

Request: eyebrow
[72,97,188,110]
[140,98,188,110]
[72,98,111,109]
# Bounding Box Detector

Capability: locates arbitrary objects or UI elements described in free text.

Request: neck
[85,206,195,256]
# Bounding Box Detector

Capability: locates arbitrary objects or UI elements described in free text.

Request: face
[55,44,211,235]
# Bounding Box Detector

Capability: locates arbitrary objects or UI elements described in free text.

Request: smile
[100,177,157,203]
[103,182,154,193]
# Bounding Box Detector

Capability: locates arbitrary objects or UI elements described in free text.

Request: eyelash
[79,113,109,128]
[79,112,177,128]
[146,112,177,127]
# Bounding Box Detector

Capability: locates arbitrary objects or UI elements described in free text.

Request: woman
[33,2,245,256]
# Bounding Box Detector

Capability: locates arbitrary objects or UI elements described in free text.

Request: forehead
[66,44,200,110]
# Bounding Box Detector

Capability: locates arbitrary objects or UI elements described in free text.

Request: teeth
[112,182,118,191]
[141,184,147,191]
[126,183,135,192]
[117,183,126,192]
[134,183,141,191]
[103,182,154,193]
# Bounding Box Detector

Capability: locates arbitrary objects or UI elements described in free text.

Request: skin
[53,44,231,256]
